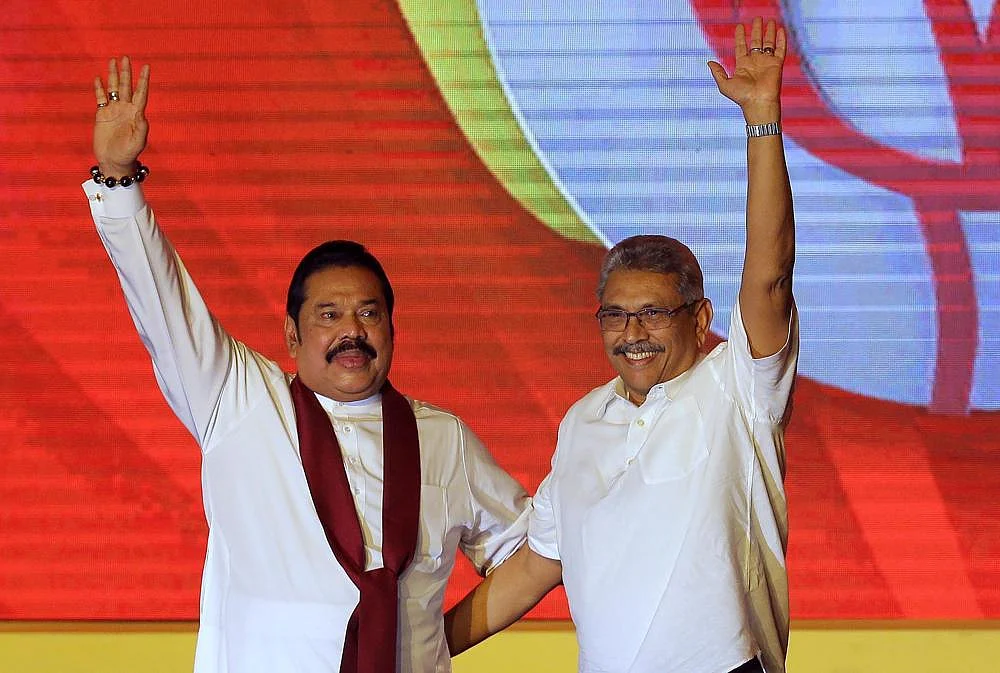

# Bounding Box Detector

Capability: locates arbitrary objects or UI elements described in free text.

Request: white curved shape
[969,0,996,41]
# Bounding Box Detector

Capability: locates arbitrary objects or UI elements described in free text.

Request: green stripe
[398,0,601,245]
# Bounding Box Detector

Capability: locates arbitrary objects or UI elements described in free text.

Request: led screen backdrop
[1,0,998,621]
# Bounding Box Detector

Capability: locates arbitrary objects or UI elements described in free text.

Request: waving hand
[93,57,150,177]
[707,17,785,125]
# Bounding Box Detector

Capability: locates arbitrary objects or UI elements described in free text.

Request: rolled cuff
[527,510,560,561]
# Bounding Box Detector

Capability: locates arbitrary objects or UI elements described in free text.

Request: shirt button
[636,419,645,427]
[626,457,635,465]
[343,425,353,433]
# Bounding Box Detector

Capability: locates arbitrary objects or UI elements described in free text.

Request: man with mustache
[446,17,798,673]
[84,57,541,673]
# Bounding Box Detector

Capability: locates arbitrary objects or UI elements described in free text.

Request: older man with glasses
[445,17,798,673]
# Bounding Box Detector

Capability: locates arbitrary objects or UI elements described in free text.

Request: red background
[1,0,998,621]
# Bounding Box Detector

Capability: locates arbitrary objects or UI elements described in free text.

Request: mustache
[612,341,666,357]
[325,338,378,363]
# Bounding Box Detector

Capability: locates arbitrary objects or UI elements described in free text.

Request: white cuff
[82,179,147,219]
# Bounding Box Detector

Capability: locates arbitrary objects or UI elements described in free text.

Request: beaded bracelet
[90,162,149,188]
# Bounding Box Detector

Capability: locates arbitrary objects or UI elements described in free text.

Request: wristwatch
[746,121,781,137]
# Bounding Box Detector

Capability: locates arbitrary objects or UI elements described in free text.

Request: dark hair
[286,240,395,330]
[597,235,704,302]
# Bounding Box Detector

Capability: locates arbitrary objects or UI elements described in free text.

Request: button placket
[333,415,363,499]
[624,415,647,470]
[624,395,666,469]
[342,424,359,469]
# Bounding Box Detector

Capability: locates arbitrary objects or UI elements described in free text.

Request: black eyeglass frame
[594,299,702,332]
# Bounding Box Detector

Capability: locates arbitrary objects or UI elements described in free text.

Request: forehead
[303,265,386,305]
[601,269,682,307]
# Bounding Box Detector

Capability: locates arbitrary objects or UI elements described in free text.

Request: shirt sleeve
[527,415,565,561]
[527,469,560,560]
[84,180,235,449]
[455,422,531,576]
[727,299,799,424]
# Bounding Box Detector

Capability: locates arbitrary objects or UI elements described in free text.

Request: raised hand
[93,57,150,177]
[707,17,785,124]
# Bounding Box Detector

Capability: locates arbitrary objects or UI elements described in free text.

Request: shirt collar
[593,354,705,419]
[315,390,382,414]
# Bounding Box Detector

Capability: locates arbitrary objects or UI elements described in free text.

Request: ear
[694,298,714,349]
[284,315,301,358]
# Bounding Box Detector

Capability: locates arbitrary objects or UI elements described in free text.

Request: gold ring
[109,91,120,101]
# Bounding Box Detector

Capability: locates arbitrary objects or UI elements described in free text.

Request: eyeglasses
[595,300,700,332]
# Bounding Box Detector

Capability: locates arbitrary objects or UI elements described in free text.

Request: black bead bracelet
[90,162,149,188]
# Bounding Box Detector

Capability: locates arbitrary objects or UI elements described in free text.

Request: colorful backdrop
[1,0,998,623]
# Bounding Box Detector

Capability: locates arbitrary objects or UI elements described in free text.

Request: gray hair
[597,235,704,302]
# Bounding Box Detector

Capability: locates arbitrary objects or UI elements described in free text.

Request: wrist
[98,160,139,178]
[741,102,781,126]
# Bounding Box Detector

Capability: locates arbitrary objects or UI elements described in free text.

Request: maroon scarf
[290,375,421,673]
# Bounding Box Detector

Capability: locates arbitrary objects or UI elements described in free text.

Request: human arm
[88,58,234,444]
[708,18,795,358]
[444,543,562,656]
[444,425,563,655]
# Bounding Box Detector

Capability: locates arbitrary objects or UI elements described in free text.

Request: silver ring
[97,102,108,109]
[762,46,775,55]
[749,47,763,53]
[109,91,120,101]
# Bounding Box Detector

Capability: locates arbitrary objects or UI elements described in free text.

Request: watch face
[476,0,998,413]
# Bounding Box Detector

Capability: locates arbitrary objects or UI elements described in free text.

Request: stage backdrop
[1,0,997,621]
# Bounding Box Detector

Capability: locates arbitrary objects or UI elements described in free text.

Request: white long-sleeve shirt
[85,180,530,673]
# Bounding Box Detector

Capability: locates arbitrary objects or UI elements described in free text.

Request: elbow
[770,238,795,294]
[768,269,794,319]
[770,263,793,297]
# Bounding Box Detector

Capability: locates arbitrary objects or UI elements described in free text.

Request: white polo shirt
[529,301,798,673]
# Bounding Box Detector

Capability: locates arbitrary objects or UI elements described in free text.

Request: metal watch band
[745,121,781,137]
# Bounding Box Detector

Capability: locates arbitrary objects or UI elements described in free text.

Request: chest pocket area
[637,396,708,484]
[415,484,448,569]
